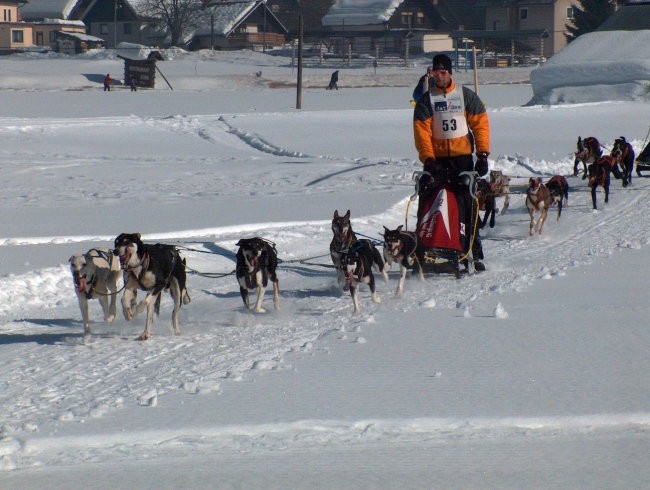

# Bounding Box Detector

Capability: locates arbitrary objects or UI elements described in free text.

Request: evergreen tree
[565,0,616,43]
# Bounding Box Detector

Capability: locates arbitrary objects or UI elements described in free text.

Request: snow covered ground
[1,48,650,489]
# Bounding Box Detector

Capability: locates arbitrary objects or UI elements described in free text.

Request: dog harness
[82,248,116,299]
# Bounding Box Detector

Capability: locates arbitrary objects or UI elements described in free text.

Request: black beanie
[432,54,452,74]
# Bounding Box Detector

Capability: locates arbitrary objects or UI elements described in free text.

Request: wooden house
[186,0,288,51]
[320,0,454,58]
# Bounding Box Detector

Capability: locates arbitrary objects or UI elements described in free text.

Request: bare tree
[138,0,204,47]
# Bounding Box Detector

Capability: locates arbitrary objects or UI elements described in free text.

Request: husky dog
[525,177,553,235]
[489,170,511,215]
[69,248,121,336]
[382,225,425,295]
[235,237,280,313]
[545,175,569,219]
[113,233,190,340]
[330,209,358,291]
[330,209,387,291]
[339,239,386,315]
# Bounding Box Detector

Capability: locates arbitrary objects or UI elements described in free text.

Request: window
[271,4,279,13]
[4,9,12,22]
[123,23,132,35]
[519,8,528,20]
[401,12,412,26]
[566,7,574,19]
[49,31,57,42]
[100,24,109,35]
[12,30,24,43]
[416,12,424,25]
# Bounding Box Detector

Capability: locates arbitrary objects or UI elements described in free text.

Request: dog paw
[253,306,267,313]
[123,308,134,321]
[105,314,115,323]
[372,294,382,304]
[136,333,150,341]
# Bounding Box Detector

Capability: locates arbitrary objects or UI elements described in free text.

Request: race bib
[429,88,468,140]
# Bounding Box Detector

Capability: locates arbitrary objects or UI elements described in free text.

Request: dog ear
[235,239,243,247]
[344,210,350,219]
[333,210,339,218]
[397,225,403,231]
[135,233,141,240]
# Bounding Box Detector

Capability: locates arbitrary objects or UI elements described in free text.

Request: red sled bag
[416,185,464,252]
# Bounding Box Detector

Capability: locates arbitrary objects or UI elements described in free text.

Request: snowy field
[1,49,650,489]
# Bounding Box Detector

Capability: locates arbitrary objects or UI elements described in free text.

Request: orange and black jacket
[413,79,490,163]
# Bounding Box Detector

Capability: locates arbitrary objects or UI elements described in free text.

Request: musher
[413,53,491,271]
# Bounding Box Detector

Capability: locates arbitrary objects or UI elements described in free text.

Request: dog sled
[636,138,650,176]
[411,171,481,278]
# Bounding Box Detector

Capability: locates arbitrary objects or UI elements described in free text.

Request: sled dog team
[71,134,639,336]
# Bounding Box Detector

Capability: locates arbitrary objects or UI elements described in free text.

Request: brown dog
[489,170,511,215]
[545,175,569,220]
[525,177,553,235]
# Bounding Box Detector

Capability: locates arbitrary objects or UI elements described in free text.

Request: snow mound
[529,30,650,105]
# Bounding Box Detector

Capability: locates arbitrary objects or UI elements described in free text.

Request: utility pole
[262,0,267,53]
[296,9,303,109]
[113,0,118,48]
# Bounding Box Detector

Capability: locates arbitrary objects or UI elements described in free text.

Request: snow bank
[529,30,650,105]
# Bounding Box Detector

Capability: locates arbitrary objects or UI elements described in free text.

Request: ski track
[2,115,650,470]
[0,114,415,211]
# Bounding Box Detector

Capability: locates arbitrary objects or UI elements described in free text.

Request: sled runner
[412,171,480,278]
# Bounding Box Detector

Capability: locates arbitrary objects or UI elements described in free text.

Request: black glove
[423,157,449,183]
[475,152,489,177]
[417,158,434,194]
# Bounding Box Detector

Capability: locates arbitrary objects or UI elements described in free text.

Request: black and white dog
[113,233,190,340]
[235,237,280,313]
[330,209,387,291]
[339,239,386,315]
[69,248,122,336]
[382,225,425,296]
[330,209,358,291]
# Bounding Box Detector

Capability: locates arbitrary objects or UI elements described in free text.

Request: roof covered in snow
[205,0,259,36]
[58,31,105,42]
[115,42,154,60]
[20,0,79,20]
[322,0,404,27]
[189,1,286,40]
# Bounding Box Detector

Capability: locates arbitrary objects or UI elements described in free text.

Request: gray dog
[69,248,121,336]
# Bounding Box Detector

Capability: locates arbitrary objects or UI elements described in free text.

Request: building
[459,0,575,66]
[320,0,453,58]
[187,0,288,51]
[20,0,143,48]
[1,0,35,53]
